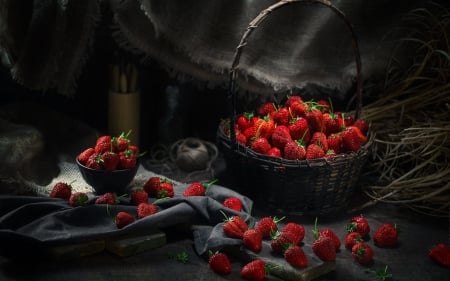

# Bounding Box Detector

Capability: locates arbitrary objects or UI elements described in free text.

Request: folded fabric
[0,183,253,259]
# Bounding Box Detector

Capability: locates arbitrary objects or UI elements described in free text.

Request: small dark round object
[76,158,139,195]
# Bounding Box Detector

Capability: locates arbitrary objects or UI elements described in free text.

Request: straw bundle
[360,3,450,217]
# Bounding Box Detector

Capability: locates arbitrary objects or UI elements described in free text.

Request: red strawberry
[115,211,135,228]
[347,214,370,237]
[317,99,331,113]
[85,153,102,169]
[255,216,283,239]
[96,135,111,147]
[118,149,137,169]
[68,192,88,207]
[352,242,373,265]
[305,106,324,133]
[312,218,336,261]
[183,179,217,197]
[284,245,308,268]
[319,228,341,251]
[157,182,174,198]
[373,223,398,248]
[429,243,450,267]
[267,147,282,157]
[78,147,95,165]
[250,137,271,155]
[95,141,112,154]
[144,176,165,197]
[288,117,310,142]
[342,126,367,152]
[306,143,325,160]
[50,181,72,200]
[323,112,344,135]
[310,131,328,152]
[353,118,368,134]
[326,133,343,154]
[281,222,305,245]
[101,151,119,171]
[128,145,139,156]
[240,259,267,281]
[273,107,290,126]
[270,232,295,254]
[255,116,275,139]
[131,189,148,205]
[237,112,254,131]
[137,202,158,219]
[289,100,309,117]
[223,214,248,239]
[243,229,263,253]
[223,197,242,212]
[258,102,276,117]
[236,131,248,146]
[284,140,306,160]
[271,125,292,150]
[112,131,131,152]
[285,95,303,107]
[243,126,257,144]
[344,232,363,250]
[95,192,119,205]
[208,251,232,275]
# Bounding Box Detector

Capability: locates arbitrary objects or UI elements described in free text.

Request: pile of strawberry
[77,131,140,171]
[222,95,368,160]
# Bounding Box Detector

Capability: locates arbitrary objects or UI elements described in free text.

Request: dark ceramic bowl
[76,158,139,195]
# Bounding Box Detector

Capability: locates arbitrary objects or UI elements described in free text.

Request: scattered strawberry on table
[221,95,369,160]
[351,242,374,265]
[373,223,399,248]
[428,243,450,267]
[50,181,74,199]
[208,251,232,275]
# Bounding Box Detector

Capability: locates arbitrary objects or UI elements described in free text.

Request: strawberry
[285,95,303,107]
[284,245,308,268]
[373,223,398,248]
[317,99,331,113]
[255,116,275,139]
[342,126,367,152]
[208,251,232,275]
[284,140,306,160]
[85,153,102,169]
[50,181,72,199]
[243,229,263,253]
[319,228,341,251]
[157,182,175,198]
[271,125,292,150]
[270,232,295,254]
[305,106,324,133]
[289,100,309,117]
[240,259,267,281]
[101,151,119,171]
[95,141,112,154]
[243,126,257,144]
[223,214,248,239]
[273,107,290,126]
[288,117,310,142]
[128,145,139,156]
[306,143,325,160]
[183,179,217,197]
[118,149,137,169]
[137,202,158,219]
[223,197,242,212]
[115,211,135,228]
[281,222,305,245]
[351,242,373,265]
[131,189,148,205]
[353,118,368,134]
[144,176,165,197]
[310,131,328,152]
[236,131,248,146]
[255,216,283,239]
[237,112,254,131]
[347,214,370,237]
[344,232,363,250]
[323,112,344,135]
[69,192,88,207]
[112,131,131,152]
[96,135,112,147]
[258,102,276,117]
[78,147,95,165]
[326,133,343,154]
[95,192,119,205]
[250,137,271,155]
[312,218,336,261]
[428,243,450,267]
[267,147,282,157]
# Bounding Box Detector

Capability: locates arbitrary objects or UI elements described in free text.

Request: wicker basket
[217,0,372,216]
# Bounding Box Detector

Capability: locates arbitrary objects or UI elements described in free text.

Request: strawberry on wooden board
[183,179,218,197]
[351,242,374,265]
[243,229,263,253]
[69,192,88,207]
[222,213,248,239]
[319,228,341,251]
[137,202,158,219]
[373,223,399,248]
[115,211,135,229]
[131,189,148,205]
[50,181,73,200]
[250,137,271,155]
[281,222,305,245]
[255,216,284,239]
[428,243,450,267]
[284,245,308,268]
[344,232,363,250]
[101,151,120,171]
[240,259,268,281]
[306,143,325,160]
[312,218,336,261]
[223,197,242,212]
[284,140,306,160]
[271,125,292,150]
[208,251,232,275]
[347,214,370,237]
[288,117,310,142]
[95,192,119,205]
[77,147,95,165]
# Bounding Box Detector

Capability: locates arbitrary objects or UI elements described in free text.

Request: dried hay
[360,3,450,217]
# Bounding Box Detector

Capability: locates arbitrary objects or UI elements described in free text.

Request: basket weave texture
[217,0,372,215]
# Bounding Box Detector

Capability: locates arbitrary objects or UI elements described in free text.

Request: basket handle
[228,0,363,146]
